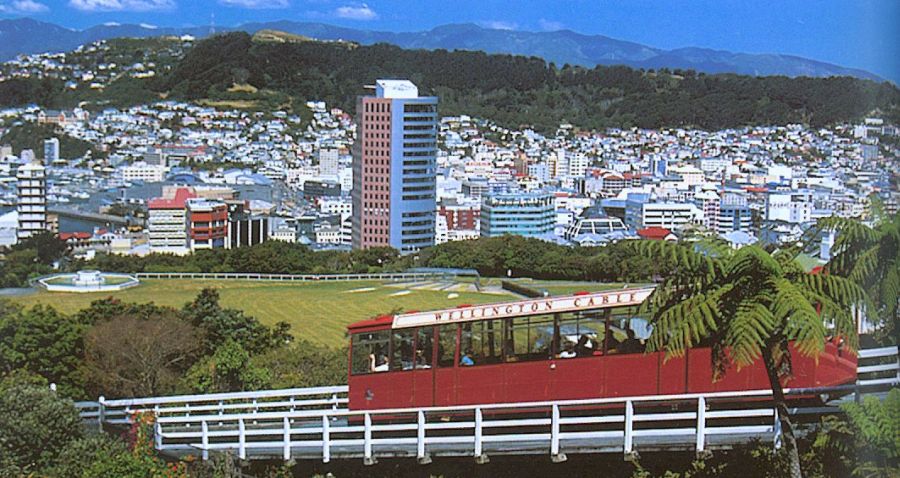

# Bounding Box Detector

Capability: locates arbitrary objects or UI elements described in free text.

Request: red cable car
[346,288,857,411]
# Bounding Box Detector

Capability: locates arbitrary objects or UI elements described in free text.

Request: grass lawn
[10,279,513,347]
[507,279,651,296]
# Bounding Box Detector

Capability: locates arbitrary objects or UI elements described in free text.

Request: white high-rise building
[20,149,35,163]
[43,138,59,164]
[766,192,812,224]
[568,153,589,178]
[553,148,568,178]
[16,162,47,240]
[318,148,340,176]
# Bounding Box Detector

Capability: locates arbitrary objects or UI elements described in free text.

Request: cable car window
[606,313,650,355]
[460,319,503,366]
[505,315,554,362]
[415,327,434,369]
[351,330,390,375]
[556,311,604,358]
[392,329,415,371]
[438,324,457,367]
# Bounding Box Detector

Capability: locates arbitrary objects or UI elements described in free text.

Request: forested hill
[164,33,899,130]
[4,32,900,131]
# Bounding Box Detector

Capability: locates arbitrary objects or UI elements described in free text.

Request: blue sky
[1,0,897,81]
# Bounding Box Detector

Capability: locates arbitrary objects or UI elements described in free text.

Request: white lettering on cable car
[392,287,656,329]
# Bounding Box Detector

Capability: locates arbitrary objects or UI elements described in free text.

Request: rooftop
[375,79,419,99]
[148,187,196,209]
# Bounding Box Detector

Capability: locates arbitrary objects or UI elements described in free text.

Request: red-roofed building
[148,187,197,252]
[637,227,678,241]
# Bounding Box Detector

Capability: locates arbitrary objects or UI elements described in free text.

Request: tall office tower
[43,138,59,164]
[351,79,438,254]
[16,161,47,241]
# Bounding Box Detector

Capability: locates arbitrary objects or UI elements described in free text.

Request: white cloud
[538,19,564,31]
[139,22,157,29]
[334,3,377,20]
[481,20,517,31]
[68,0,174,12]
[0,0,49,13]
[219,0,288,8]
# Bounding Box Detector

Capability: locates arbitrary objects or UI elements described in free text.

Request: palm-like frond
[798,273,873,313]
[771,279,826,358]
[725,245,784,290]
[646,285,730,357]
[818,217,878,276]
[799,289,859,350]
[880,261,900,319]
[725,298,777,368]
[848,247,881,285]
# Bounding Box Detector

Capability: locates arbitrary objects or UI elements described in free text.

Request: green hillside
[1,31,898,130]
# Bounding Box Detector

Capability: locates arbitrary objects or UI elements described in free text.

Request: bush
[0,382,83,473]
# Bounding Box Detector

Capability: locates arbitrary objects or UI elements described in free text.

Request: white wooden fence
[147,389,837,464]
[134,272,454,282]
[74,345,897,463]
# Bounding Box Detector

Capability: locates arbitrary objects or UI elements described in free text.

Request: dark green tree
[0,382,83,473]
[0,304,87,397]
[185,339,271,393]
[624,240,868,478]
[817,214,899,342]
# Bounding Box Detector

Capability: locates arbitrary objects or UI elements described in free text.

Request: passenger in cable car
[460,349,475,366]
[369,351,389,372]
[559,341,577,358]
[574,334,594,357]
[603,327,620,353]
[415,349,431,369]
[617,327,644,354]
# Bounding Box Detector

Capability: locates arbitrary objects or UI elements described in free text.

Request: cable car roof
[347,286,656,332]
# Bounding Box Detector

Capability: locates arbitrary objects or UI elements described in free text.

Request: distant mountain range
[0,18,886,82]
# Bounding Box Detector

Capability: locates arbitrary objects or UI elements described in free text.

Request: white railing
[76,386,348,431]
[153,389,786,464]
[134,272,452,282]
[857,345,900,388]
[74,345,898,462]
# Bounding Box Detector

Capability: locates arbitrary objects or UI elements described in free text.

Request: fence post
[773,407,782,450]
[155,420,163,450]
[417,410,430,464]
[551,404,566,463]
[322,415,331,464]
[624,400,634,456]
[475,407,488,464]
[201,420,209,461]
[238,418,246,460]
[696,396,706,454]
[283,416,291,461]
[97,395,105,432]
[363,413,376,465]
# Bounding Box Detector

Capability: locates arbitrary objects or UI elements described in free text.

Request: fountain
[36,270,140,293]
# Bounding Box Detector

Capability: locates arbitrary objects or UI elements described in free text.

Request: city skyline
[0,0,897,82]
